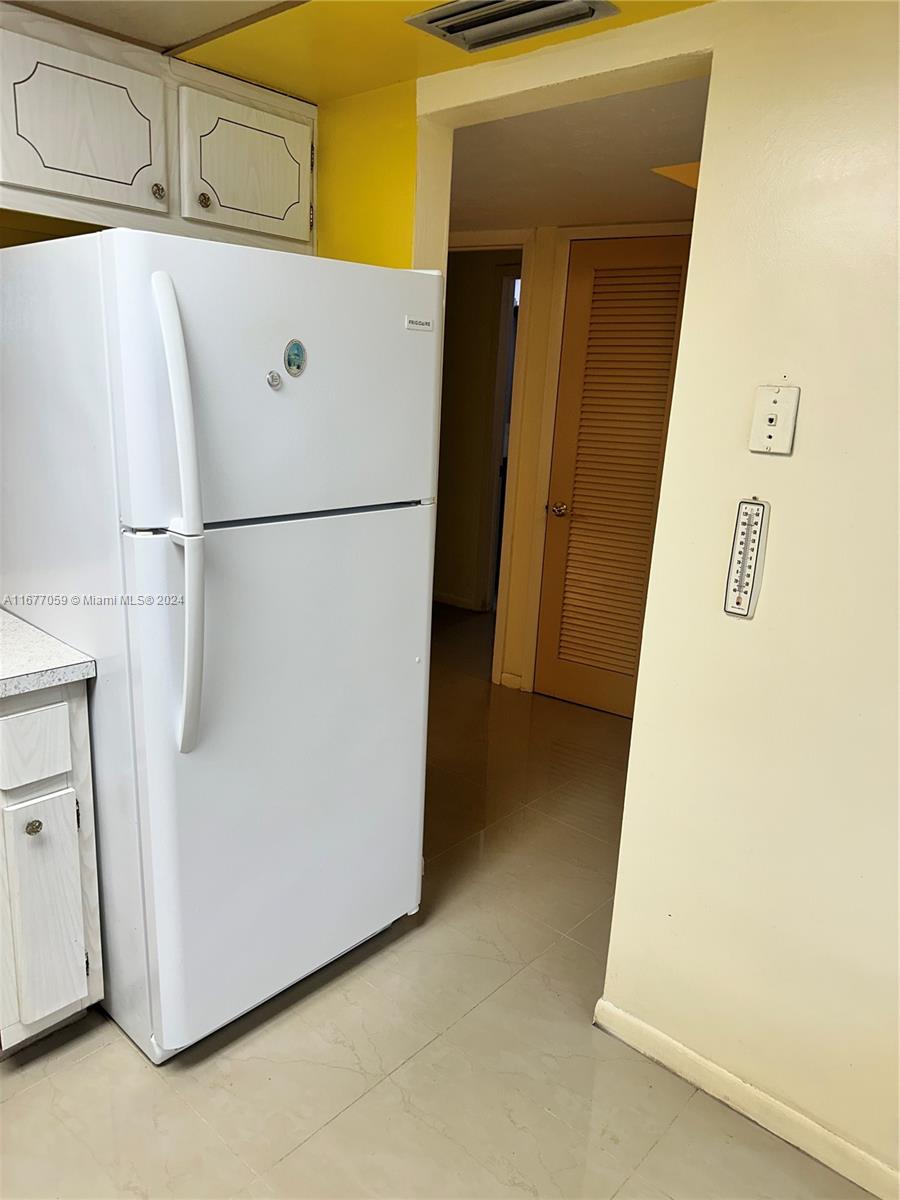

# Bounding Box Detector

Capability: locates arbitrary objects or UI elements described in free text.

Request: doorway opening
[424,74,709,889]
[433,248,521,622]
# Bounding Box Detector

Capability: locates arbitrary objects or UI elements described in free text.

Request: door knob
[151,182,166,201]
[25,819,43,836]
[198,192,212,209]
[550,502,569,517]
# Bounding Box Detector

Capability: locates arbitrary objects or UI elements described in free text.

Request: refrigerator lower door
[122,504,433,1055]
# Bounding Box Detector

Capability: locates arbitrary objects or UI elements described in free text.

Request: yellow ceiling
[180,0,709,105]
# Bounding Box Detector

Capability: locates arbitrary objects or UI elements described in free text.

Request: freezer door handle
[169,532,205,753]
[152,271,203,538]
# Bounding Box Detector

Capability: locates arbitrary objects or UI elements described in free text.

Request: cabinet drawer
[0,702,71,790]
[0,30,167,213]
[3,789,86,1024]
[179,86,311,242]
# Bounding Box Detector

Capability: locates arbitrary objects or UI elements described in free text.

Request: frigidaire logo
[404,316,434,332]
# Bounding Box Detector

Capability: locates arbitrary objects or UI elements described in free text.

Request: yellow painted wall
[316,80,416,268]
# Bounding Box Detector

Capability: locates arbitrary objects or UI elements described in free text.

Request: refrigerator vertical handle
[168,532,205,754]
[151,271,203,538]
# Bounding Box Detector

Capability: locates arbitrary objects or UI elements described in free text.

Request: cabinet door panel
[180,86,311,242]
[0,30,167,212]
[3,788,86,1025]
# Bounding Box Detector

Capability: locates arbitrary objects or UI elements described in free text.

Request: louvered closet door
[535,236,689,717]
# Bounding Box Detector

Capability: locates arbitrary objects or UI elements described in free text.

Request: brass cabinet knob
[198,192,212,209]
[25,819,43,836]
[550,502,569,517]
[151,182,166,201]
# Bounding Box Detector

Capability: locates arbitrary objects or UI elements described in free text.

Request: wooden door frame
[412,40,710,691]
[448,223,691,690]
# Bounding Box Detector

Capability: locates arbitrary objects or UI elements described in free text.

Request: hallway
[425,603,630,864]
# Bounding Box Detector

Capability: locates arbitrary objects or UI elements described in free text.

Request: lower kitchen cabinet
[0,679,102,1052]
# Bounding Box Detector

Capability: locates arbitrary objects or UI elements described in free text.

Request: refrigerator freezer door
[101,230,442,529]
[122,504,433,1054]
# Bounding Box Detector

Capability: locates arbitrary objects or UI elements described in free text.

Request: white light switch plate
[749,385,800,454]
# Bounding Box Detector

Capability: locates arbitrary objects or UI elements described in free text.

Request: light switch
[749,385,799,454]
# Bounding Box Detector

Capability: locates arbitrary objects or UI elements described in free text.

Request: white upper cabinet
[0,30,167,213]
[179,87,312,243]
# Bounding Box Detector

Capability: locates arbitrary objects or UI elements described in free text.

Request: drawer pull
[25,819,43,836]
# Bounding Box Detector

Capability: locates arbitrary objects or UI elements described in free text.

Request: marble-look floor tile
[349,906,556,1035]
[612,1174,674,1199]
[528,693,632,773]
[0,1039,254,1199]
[425,808,619,935]
[424,763,492,858]
[267,1066,632,1200]
[430,939,695,1173]
[638,1091,873,1200]
[0,1008,119,1104]
[532,765,626,842]
[567,900,615,967]
[482,808,620,931]
[231,1178,277,1199]
[266,1073,542,1199]
[268,941,682,1200]
[163,953,440,1174]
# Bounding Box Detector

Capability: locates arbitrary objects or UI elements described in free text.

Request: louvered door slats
[535,237,689,716]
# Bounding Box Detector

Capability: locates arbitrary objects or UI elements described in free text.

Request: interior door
[122,503,433,1052]
[534,236,689,717]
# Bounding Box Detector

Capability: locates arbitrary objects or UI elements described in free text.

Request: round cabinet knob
[550,502,569,517]
[266,370,283,390]
[151,182,166,201]
[25,819,43,836]
[197,192,212,209]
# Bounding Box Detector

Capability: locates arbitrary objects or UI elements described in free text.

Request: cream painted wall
[416,3,899,1195]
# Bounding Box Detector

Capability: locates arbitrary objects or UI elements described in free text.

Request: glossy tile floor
[0,605,870,1199]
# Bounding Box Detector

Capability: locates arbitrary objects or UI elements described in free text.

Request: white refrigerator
[0,229,442,1062]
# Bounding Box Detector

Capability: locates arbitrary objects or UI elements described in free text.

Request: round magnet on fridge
[284,339,307,377]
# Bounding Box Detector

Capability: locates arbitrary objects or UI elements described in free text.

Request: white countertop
[0,609,96,699]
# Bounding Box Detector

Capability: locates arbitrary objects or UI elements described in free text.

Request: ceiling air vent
[406,0,620,53]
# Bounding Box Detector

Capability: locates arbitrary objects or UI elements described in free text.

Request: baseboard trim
[593,999,897,1200]
[499,671,523,689]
